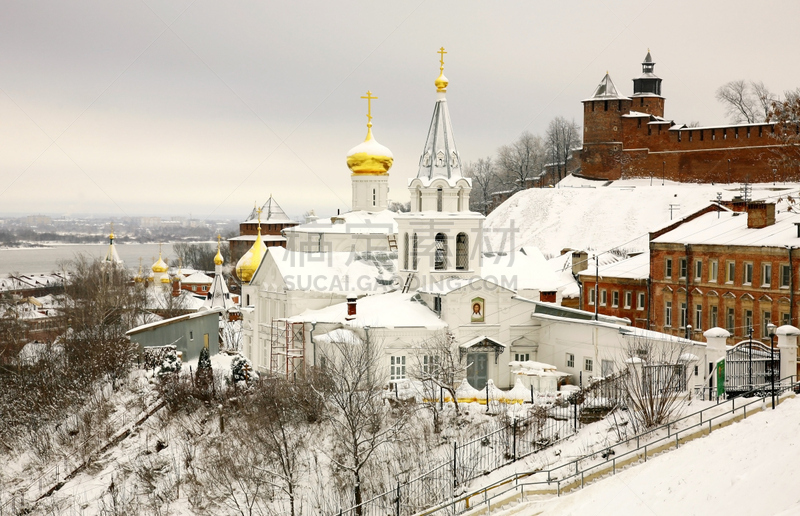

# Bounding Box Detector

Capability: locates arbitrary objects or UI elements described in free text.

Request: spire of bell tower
[633,49,662,96]
[417,47,462,181]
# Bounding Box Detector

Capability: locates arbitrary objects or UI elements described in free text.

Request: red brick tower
[581,73,631,180]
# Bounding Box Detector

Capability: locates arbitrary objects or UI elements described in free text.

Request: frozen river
[0,242,189,275]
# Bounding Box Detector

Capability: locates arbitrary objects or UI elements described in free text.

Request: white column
[777,325,799,386]
[703,327,730,395]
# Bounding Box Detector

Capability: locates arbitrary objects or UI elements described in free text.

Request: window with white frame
[762,263,772,287]
[566,353,575,368]
[695,304,702,331]
[679,258,688,279]
[665,258,673,278]
[624,291,632,309]
[694,260,702,281]
[762,312,772,337]
[665,301,673,327]
[710,305,718,328]
[743,262,753,285]
[589,287,595,305]
[726,261,735,283]
[514,353,530,362]
[745,310,753,332]
[612,291,619,308]
[680,302,687,328]
[638,292,645,310]
[709,260,718,282]
[584,357,594,372]
[600,290,607,306]
[390,356,406,380]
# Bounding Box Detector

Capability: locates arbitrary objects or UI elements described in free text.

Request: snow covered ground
[485,176,800,256]
[500,397,800,516]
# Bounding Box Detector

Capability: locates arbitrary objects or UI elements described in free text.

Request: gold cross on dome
[361,90,377,127]
[217,233,221,245]
[438,47,447,70]
[256,206,263,224]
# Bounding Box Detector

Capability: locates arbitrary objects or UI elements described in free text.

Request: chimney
[746,202,776,229]
[172,277,181,297]
[346,296,357,320]
[571,251,589,275]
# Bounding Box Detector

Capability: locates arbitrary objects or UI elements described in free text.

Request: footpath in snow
[502,397,800,516]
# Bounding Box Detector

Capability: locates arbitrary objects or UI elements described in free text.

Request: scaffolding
[270,319,306,380]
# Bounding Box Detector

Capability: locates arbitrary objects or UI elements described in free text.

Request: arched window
[412,233,419,270]
[456,233,468,270]
[435,233,447,270]
[437,188,443,212]
[403,233,409,270]
[457,188,463,211]
[417,189,422,211]
[436,151,445,167]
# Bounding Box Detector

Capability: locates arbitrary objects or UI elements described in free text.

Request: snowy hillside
[485,176,800,256]
[502,397,800,516]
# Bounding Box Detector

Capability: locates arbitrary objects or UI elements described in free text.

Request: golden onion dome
[435,46,448,93]
[214,248,224,266]
[160,274,171,284]
[152,254,169,273]
[235,230,267,283]
[346,128,394,175]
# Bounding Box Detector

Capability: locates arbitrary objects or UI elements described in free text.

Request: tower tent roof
[587,73,629,101]
[244,196,294,224]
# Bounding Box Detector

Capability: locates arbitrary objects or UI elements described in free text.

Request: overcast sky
[1,0,799,221]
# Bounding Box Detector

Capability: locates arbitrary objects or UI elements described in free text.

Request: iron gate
[725,340,779,396]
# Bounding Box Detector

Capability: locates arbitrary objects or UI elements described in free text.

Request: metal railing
[421,375,800,516]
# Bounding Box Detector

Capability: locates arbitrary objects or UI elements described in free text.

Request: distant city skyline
[1,1,798,220]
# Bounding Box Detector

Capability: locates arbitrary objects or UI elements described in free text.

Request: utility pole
[669,204,680,220]
[595,255,599,322]
[716,192,722,218]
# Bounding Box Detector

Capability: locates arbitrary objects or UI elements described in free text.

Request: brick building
[581,51,797,184]
[228,196,298,265]
[578,252,650,329]
[650,202,800,344]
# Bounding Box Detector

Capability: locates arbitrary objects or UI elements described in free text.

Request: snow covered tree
[767,90,800,177]
[410,330,467,432]
[545,116,581,183]
[321,332,408,514]
[497,131,546,192]
[230,353,258,385]
[465,157,496,215]
[158,349,182,376]
[195,346,213,393]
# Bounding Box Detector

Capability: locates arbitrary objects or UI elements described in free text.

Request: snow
[485,176,800,256]
[346,135,394,158]
[704,327,731,338]
[652,209,800,247]
[286,209,398,234]
[482,247,562,291]
[512,397,800,516]
[292,291,447,329]
[577,251,649,281]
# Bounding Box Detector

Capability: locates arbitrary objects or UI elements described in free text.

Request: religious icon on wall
[471,297,485,323]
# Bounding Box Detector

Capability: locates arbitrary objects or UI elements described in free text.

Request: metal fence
[337,375,629,516]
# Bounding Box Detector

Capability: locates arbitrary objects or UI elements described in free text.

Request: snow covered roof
[284,209,398,235]
[652,210,800,247]
[292,291,446,329]
[584,73,629,101]
[182,272,213,284]
[264,246,398,294]
[485,175,800,256]
[460,335,505,349]
[313,328,363,345]
[228,234,286,242]
[578,252,650,281]
[126,307,224,335]
[416,90,462,181]
[482,247,562,292]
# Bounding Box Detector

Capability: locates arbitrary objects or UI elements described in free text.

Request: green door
[467,353,488,390]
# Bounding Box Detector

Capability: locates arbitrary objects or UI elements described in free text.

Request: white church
[238,50,714,393]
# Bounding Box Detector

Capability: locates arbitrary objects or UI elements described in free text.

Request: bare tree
[616,336,691,431]
[410,331,467,432]
[545,117,582,183]
[321,332,408,514]
[716,80,776,124]
[767,90,800,178]
[173,242,230,272]
[496,131,545,192]
[465,157,496,215]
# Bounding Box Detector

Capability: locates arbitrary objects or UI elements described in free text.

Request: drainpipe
[595,255,599,321]
[685,244,691,339]
[790,246,795,326]
[310,321,317,367]
[646,276,652,329]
